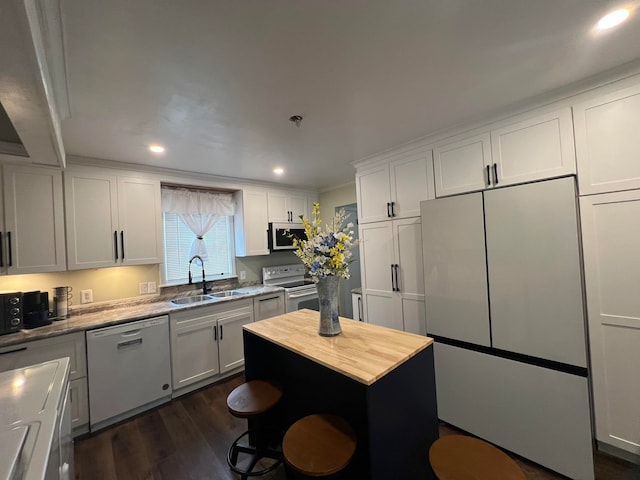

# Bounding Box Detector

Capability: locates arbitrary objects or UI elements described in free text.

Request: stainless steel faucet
[188,255,209,295]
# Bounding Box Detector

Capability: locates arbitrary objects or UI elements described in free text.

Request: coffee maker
[22,291,51,329]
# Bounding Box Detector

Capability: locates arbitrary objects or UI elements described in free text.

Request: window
[161,187,236,285]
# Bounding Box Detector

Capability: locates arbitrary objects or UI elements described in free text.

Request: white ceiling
[59,0,640,189]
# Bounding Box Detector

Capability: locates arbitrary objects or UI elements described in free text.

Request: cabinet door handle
[120,231,125,260]
[486,165,491,186]
[493,163,499,185]
[390,264,395,290]
[114,231,118,262]
[391,201,396,217]
[7,232,12,267]
[387,203,391,218]
[214,325,217,341]
[394,264,400,292]
[357,296,362,321]
[0,232,3,268]
[220,325,223,340]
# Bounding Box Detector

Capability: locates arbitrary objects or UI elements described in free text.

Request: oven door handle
[288,290,318,299]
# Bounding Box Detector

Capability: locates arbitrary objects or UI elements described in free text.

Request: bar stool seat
[283,414,356,479]
[227,380,284,479]
[429,435,526,480]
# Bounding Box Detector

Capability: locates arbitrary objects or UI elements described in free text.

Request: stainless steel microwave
[268,222,305,251]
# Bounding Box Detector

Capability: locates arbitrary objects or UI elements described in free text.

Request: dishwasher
[87,315,172,431]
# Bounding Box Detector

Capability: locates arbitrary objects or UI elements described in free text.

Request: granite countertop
[0,285,284,349]
[244,309,432,385]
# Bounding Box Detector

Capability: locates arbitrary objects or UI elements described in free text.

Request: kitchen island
[243,309,438,480]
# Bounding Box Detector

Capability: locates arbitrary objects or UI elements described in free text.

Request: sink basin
[170,295,215,305]
[210,290,244,298]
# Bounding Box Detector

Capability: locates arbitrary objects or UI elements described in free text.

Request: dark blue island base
[243,328,438,479]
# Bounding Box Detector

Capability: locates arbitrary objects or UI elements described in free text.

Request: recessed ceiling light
[596,8,630,30]
[148,144,165,153]
[273,167,284,175]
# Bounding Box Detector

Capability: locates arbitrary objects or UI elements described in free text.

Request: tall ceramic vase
[316,276,341,336]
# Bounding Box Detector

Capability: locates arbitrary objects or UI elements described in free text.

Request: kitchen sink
[210,290,244,298]
[170,295,215,305]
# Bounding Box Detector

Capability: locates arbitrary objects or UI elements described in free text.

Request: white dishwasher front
[87,316,172,431]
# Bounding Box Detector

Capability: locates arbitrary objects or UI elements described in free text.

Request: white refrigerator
[421,176,594,480]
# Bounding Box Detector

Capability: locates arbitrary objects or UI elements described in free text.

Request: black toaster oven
[0,291,23,334]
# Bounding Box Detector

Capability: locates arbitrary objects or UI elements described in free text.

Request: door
[421,194,491,346]
[356,165,391,224]
[217,307,253,373]
[64,170,119,269]
[580,189,640,454]
[337,204,360,318]
[389,150,433,218]
[117,176,163,265]
[287,194,307,222]
[3,164,66,274]
[491,108,575,187]
[267,191,288,222]
[170,316,220,390]
[394,217,426,335]
[433,132,492,197]
[484,177,586,367]
[573,82,640,195]
[236,189,269,256]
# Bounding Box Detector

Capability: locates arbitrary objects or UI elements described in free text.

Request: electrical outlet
[148,281,157,293]
[80,289,93,304]
[240,270,246,281]
[139,282,148,294]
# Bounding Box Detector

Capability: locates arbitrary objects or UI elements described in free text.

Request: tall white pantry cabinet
[574,77,640,458]
[355,147,434,335]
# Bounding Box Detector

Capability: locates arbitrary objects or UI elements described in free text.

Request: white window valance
[161,187,235,261]
[161,188,235,216]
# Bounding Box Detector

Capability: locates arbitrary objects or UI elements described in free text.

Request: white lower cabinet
[170,299,254,396]
[359,218,426,334]
[0,332,89,436]
[580,189,640,456]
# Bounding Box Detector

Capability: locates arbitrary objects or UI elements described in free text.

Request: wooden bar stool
[227,380,284,479]
[283,414,357,479]
[429,435,526,480]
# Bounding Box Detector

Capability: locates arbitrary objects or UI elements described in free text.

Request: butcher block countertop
[243,309,433,385]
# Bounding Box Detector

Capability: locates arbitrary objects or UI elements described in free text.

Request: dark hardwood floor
[74,374,638,480]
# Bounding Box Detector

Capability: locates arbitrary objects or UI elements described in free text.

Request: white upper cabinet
[235,189,269,256]
[573,82,640,195]
[356,148,433,224]
[1,164,66,274]
[268,191,307,223]
[433,133,492,197]
[65,167,162,270]
[433,108,576,197]
[491,108,575,187]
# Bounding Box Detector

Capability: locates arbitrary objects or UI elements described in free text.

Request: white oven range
[262,264,318,313]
